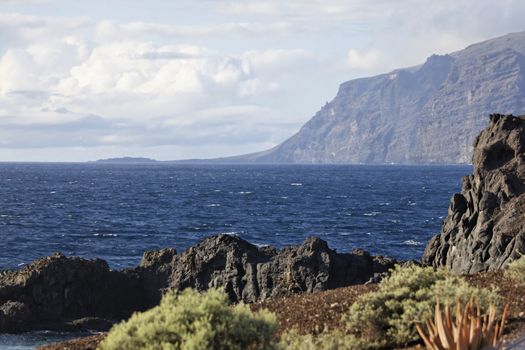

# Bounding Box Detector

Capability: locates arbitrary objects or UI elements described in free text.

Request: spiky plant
[416,299,509,350]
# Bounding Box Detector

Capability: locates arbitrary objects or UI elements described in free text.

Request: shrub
[343,265,500,349]
[278,329,367,350]
[505,255,525,283]
[99,288,278,350]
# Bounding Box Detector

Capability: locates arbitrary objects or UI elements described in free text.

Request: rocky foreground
[0,235,394,333]
[38,271,525,350]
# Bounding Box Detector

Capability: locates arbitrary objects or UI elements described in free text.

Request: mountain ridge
[210,31,525,164]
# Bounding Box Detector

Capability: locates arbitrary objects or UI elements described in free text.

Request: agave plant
[416,298,509,350]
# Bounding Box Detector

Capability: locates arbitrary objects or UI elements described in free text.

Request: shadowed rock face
[0,235,395,333]
[0,253,147,333]
[423,114,525,273]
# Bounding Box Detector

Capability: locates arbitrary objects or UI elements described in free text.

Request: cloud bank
[0,0,524,161]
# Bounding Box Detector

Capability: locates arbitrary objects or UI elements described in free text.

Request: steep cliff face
[422,114,525,273]
[231,32,525,164]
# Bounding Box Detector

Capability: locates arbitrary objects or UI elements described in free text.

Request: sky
[0,0,524,162]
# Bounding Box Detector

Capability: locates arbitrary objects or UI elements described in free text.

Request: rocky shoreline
[0,234,395,334]
[37,271,525,350]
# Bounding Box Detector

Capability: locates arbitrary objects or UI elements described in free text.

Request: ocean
[0,163,470,349]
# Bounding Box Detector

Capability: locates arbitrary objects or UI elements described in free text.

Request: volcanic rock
[423,114,525,273]
[0,253,146,332]
[169,234,395,302]
[0,235,395,332]
[137,247,177,306]
[0,301,33,332]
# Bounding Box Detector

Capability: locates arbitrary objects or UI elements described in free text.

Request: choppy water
[0,163,470,349]
[0,163,470,269]
[0,331,94,350]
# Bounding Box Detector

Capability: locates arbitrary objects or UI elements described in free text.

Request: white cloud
[0,0,525,160]
[242,49,313,72]
[93,19,297,43]
[346,49,383,71]
[0,14,311,159]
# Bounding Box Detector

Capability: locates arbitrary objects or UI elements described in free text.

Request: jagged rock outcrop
[137,247,177,306]
[0,253,147,333]
[169,235,395,302]
[217,31,525,164]
[0,235,395,333]
[423,114,525,273]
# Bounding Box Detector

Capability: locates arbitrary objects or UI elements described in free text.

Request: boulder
[423,114,525,273]
[71,317,114,331]
[0,253,146,332]
[0,301,33,332]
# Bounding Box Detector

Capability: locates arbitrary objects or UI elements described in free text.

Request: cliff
[226,31,525,164]
[423,114,525,273]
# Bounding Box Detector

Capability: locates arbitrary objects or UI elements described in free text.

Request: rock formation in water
[168,235,394,302]
[0,235,394,333]
[423,114,525,273]
[0,253,147,333]
[219,31,525,164]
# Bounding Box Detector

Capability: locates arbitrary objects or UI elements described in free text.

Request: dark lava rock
[169,234,396,302]
[140,248,177,269]
[0,301,33,332]
[0,253,146,333]
[423,114,525,273]
[71,317,114,331]
[135,248,177,307]
[0,235,395,333]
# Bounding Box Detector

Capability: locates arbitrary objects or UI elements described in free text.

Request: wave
[217,231,239,236]
[402,240,423,246]
[93,233,119,237]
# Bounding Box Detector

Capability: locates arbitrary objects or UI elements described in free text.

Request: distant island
[92,157,158,164]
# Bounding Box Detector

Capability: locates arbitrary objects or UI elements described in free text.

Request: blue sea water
[0,163,470,270]
[0,163,471,349]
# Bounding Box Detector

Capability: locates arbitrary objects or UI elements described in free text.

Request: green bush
[505,255,525,283]
[343,265,500,349]
[278,329,367,350]
[98,288,278,350]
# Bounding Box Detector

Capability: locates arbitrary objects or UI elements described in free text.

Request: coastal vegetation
[416,299,508,350]
[505,256,525,284]
[279,265,501,350]
[97,265,503,350]
[343,265,500,348]
[98,288,278,350]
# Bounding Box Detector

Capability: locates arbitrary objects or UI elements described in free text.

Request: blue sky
[0,0,524,161]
